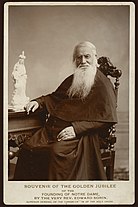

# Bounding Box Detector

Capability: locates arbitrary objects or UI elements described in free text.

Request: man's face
[75,46,95,69]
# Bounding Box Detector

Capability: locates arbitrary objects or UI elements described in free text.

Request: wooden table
[8,110,45,180]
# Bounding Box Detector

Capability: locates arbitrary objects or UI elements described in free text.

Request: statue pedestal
[9,97,29,112]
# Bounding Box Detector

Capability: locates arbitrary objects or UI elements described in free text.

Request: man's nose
[81,56,86,64]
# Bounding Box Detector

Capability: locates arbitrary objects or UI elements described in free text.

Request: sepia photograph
[3,1,135,205]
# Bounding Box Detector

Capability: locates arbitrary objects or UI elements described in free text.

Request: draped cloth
[43,69,117,122]
[14,69,117,181]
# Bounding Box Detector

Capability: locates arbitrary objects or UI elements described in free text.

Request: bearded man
[14,41,117,181]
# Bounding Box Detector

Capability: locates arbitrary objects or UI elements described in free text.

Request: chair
[8,56,122,180]
[97,56,122,180]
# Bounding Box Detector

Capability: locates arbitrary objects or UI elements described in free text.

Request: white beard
[67,64,97,99]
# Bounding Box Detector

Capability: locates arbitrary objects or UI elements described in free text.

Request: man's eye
[85,55,91,58]
[76,56,81,60]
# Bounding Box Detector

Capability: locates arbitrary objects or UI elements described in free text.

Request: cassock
[14,69,117,181]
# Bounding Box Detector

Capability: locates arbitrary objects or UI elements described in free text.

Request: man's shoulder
[63,74,73,82]
[60,74,73,86]
[55,74,73,92]
[96,69,113,87]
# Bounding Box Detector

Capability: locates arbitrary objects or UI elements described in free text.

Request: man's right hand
[25,101,39,115]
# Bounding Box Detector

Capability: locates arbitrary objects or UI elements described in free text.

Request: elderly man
[14,41,117,180]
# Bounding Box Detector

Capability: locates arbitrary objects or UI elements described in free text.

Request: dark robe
[14,69,117,181]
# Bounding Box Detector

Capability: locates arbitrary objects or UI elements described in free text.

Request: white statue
[9,51,29,111]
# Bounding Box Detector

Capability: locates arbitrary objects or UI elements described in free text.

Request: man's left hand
[57,126,76,141]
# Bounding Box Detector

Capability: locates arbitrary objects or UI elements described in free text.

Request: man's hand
[25,101,39,115]
[57,126,76,141]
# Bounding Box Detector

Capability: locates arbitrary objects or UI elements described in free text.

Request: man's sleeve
[72,121,112,136]
[33,95,48,110]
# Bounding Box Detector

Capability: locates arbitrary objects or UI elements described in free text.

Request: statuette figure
[9,51,29,111]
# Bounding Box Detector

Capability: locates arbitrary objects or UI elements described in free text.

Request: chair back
[97,56,122,180]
